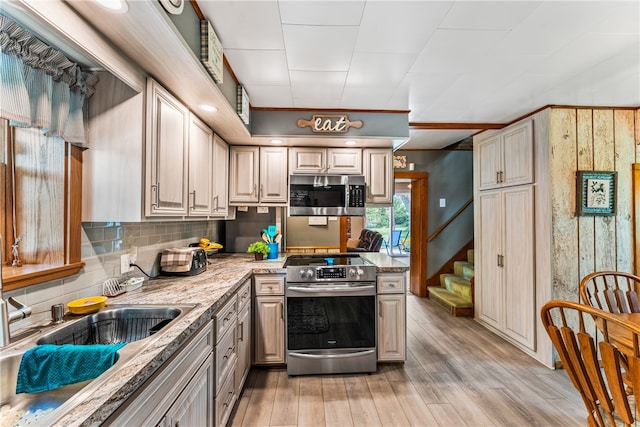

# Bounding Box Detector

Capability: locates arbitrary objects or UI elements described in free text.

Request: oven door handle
[287,285,375,293]
[288,349,376,360]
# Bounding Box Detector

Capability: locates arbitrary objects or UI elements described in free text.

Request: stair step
[438,274,472,300]
[467,249,474,264]
[453,261,474,279]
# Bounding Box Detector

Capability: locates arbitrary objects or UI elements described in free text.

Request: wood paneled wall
[549,107,638,301]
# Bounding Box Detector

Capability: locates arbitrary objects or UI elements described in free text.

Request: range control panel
[317,267,347,279]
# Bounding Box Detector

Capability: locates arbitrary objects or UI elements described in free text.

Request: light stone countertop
[50,252,408,426]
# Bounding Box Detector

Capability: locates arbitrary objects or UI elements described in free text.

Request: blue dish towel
[16,343,126,394]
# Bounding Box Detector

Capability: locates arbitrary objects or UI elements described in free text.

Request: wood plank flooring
[230,294,585,426]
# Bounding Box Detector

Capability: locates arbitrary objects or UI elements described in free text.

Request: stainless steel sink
[0,304,196,425]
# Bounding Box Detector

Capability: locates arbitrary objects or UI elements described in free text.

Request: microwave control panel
[349,185,365,207]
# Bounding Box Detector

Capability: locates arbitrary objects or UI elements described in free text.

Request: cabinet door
[364,148,392,204]
[377,294,406,361]
[145,79,189,216]
[477,190,503,330]
[501,120,533,187]
[254,296,285,364]
[259,146,288,203]
[475,133,501,191]
[162,354,214,427]
[289,147,326,173]
[327,148,362,174]
[188,113,213,216]
[229,146,259,203]
[236,302,251,393]
[502,185,535,349]
[212,135,229,217]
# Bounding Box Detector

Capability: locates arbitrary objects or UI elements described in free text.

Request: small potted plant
[247,241,270,260]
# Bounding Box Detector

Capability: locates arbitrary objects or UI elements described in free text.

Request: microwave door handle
[345,186,349,213]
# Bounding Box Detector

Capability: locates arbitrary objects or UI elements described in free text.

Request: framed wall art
[576,171,616,216]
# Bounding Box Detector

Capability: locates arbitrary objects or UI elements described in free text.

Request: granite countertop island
[33,252,408,426]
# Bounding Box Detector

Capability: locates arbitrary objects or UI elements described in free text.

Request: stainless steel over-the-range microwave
[288,174,366,216]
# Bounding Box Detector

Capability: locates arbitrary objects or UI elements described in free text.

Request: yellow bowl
[67,296,107,314]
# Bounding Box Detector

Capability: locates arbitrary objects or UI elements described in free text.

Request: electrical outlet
[120,254,131,274]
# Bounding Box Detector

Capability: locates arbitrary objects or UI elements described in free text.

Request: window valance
[0,13,98,145]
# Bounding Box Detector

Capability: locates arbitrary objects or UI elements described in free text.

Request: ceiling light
[199,104,218,113]
[271,139,283,145]
[95,0,128,13]
[345,140,356,146]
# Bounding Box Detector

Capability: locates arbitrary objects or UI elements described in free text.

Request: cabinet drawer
[377,274,406,294]
[215,320,237,395]
[215,365,236,427]
[254,275,285,295]
[237,279,252,311]
[214,296,238,342]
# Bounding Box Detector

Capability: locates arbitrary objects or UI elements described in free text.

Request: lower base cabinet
[377,273,407,361]
[105,320,214,426]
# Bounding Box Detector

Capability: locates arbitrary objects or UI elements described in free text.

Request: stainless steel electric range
[283,254,377,376]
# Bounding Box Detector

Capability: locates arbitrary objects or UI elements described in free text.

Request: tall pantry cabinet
[474,119,536,352]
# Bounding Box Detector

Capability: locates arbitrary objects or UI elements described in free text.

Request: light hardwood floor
[230,294,585,426]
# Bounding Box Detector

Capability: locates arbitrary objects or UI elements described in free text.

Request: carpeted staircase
[427,249,474,317]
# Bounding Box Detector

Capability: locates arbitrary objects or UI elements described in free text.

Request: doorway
[364,181,411,257]
[395,172,428,297]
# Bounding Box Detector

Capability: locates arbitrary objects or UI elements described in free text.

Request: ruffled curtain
[0,14,98,145]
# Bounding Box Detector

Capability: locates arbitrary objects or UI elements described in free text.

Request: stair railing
[427,197,473,242]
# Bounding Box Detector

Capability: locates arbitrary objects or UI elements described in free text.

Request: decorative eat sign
[297,114,363,133]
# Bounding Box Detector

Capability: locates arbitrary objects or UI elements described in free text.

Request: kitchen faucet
[0,235,32,348]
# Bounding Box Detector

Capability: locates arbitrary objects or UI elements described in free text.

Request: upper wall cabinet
[188,113,214,216]
[363,148,393,204]
[145,78,190,216]
[229,146,288,205]
[289,147,362,174]
[475,120,533,191]
[211,135,229,217]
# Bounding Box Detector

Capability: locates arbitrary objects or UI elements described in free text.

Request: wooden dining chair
[541,300,640,426]
[579,271,640,314]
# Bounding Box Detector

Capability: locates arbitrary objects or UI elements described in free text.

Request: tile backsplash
[4,220,220,332]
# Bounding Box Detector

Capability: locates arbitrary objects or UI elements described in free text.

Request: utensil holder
[267,243,278,259]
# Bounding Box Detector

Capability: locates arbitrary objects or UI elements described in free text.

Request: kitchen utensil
[267,225,277,240]
[103,278,125,297]
[275,234,282,243]
[262,233,270,243]
[67,296,108,314]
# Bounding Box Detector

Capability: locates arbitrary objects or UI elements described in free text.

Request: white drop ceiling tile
[293,97,343,109]
[531,33,640,75]
[224,49,290,86]
[243,84,293,108]
[200,1,284,50]
[290,70,347,99]
[595,1,640,33]
[439,1,541,31]
[411,28,509,73]
[345,52,416,87]
[493,1,624,56]
[283,25,359,71]
[340,86,397,110]
[278,0,365,25]
[355,1,453,54]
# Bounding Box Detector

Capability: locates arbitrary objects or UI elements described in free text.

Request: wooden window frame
[2,125,84,291]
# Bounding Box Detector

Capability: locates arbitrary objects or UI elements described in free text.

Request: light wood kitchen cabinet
[160,354,214,427]
[236,280,252,393]
[229,146,288,204]
[145,78,190,216]
[377,273,406,361]
[476,185,535,350]
[106,320,214,426]
[364,148,393,204]
[475,119,533,191]
[211,134,229,217]
[289,147,362,174]
[253,275,285,365]
[188,112,214,216]
[260,146,289,203]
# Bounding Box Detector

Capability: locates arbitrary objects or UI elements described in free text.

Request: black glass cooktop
[284,254,367,267]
